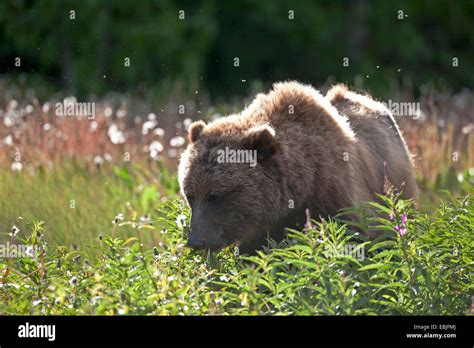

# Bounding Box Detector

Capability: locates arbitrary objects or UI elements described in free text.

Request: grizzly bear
[178,81,417,253]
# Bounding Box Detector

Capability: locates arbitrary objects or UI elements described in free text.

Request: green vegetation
[1,184,472,315]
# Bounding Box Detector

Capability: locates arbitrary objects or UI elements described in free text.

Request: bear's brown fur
[178,81,417,253]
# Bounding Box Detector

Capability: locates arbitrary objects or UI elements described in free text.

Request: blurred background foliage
[0,0,473,101]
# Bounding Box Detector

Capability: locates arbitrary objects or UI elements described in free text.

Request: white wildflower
[153,128,165,137]
[140,214,151,224]
[108,124,126,144]
[104,107,113,117]
[149,140,164,159]
[10,225,20,237]
[8,100,18,110]
[113,213,124,224]
[69,276,78,286]
[93,156,104,165]
[90,120,98,132]
[142,120,157,135]
[11,162,22,172]
[3,113,14,127]
[176,214,187,228]
[170,136,185,147]
[3,135,13,146]
[104,153,113,162]
[42,102,50,113]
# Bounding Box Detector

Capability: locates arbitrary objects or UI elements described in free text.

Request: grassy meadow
[0,84,473,315]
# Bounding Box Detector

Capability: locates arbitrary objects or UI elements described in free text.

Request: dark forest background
[0,0,473,101]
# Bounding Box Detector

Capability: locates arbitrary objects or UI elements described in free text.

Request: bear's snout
[187,215,225,251]
[187,235,207,249]
[187,232,224,251]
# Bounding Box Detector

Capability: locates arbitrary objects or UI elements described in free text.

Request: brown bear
[178,81,417,253]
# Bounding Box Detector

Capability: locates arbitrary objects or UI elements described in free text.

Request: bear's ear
[188,120,206,143]
[244,125,279,161]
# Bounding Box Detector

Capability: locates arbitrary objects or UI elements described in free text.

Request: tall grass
[0,162,178,254]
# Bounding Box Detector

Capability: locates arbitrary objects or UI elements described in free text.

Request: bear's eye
[207,193,222,203]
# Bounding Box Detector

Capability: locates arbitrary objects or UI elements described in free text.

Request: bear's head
[178,119,283,251]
